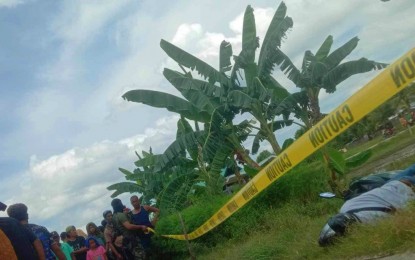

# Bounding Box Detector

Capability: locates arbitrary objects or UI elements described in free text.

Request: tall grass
[152,162,332,259]
[151,132,415,259]
[199,203,415,260]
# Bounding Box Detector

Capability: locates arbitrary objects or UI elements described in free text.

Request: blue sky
[0,0,414,233]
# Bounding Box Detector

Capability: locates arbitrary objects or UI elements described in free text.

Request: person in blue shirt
[129,195,159,253]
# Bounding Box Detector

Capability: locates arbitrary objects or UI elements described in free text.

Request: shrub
[152,161,332,258]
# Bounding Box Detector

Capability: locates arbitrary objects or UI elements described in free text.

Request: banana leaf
[123,89,211,122]
[219,40,233,73]
[160,39,229,85]
[241,5,259,87]
[346,150,372,168]
[258,2,293,78]
[322,58,388,93]
[326,147,346,175]
[315,35,333,61]
[158,172,198,214]
[323,37,359,70]
[227,90,253,109]
[107,182,143,198]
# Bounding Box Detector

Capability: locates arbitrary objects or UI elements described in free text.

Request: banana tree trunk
[235,148,260,170]
[255,113,281,155]
[234,164,244,185]
[265,128,282,155]
[320,148,342,195]
[308,88,322,125]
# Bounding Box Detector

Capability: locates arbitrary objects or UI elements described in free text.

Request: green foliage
[326,147,347,175]
[111,4,397,255]
[345,150,372,168]
[274,34,387,126]
[160,39,229,85]
[219,41,232,73]
[257,2,293,79]
[123,89,211,122]
[107,181,142,198]
[154,162,331,258]
[281,138,294,151]
[256,150,273,163]
[158,172,198,215]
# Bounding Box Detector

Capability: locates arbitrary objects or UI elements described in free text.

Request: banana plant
[107,148,172,204]
[226,3,294,154]
[270,34,388,126]
[115,2,314,203]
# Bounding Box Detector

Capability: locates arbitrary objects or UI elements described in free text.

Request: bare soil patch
[349,141,415,178]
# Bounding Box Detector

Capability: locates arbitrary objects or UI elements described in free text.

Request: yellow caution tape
[162,48,415,240]
[145,227,156,234]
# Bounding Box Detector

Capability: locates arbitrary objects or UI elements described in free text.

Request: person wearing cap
[51,231,75,260]
[103,210,123,260]
[319,163,415,246]
[111,198,147,260]
[7,203,66,260]
[66,225,87,260]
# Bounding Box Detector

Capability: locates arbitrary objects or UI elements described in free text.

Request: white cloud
[172,24,203,46]
[2,0,415,234]
[51,0,134,53]
[40,0,133,82]
[0,0,23,8]
[0,115,178,232]
[162,7,274,74]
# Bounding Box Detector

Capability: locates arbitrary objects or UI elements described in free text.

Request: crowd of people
[0,195,159,260]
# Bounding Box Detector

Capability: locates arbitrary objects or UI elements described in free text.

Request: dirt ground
[349,140,415,178]
[350,136,415,260]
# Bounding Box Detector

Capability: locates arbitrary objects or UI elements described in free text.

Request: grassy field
[194,127,415,260]
[198,203,415,260]
[345,126,415,167]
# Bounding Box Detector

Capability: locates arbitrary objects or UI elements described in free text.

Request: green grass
[346,127,415,164]
[197,203,415,260]
[154,129,415,260]
[198,200,342,260]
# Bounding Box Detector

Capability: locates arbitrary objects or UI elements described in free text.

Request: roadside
[350,142,415,177]
[348,128,415,178]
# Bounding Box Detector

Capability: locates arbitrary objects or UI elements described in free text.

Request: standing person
[0,224,17,260]
[7,203,65,260]
[86,222,105,246]
[103,210,123,260]
[129,196,159,254]
[1,202,45,260]
[0,216,42,260]
[111,198,146,260]
[51,231,75,260]
[399,113,408,128]
[66,226,87,260]
[405,111,414,126]
[85,236,107,260]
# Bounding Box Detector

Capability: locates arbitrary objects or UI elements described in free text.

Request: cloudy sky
[0,0,414,233]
